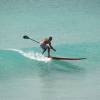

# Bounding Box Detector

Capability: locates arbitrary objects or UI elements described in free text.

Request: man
[40,36,56,57]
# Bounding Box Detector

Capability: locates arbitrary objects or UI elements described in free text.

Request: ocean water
[0,44,100,100]
[0,0,100,100]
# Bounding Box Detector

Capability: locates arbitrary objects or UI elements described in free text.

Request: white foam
[10,49,51,62]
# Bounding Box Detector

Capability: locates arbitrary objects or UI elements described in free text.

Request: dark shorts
[40,44,48,50]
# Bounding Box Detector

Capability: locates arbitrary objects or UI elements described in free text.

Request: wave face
[0,44,87,79]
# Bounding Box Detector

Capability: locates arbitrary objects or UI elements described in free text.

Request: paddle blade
[23,35,30,39]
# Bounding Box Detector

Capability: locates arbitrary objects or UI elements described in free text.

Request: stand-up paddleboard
[47,56,86,60]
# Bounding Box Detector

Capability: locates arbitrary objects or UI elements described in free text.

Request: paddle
[23,35,40,44]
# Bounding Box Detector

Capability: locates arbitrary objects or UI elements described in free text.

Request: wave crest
[11,49,51,62]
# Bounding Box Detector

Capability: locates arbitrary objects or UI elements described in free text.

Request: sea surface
[0,43,100,100]
[0,0,100,100]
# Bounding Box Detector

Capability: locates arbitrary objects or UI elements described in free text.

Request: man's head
[49,36,52,41]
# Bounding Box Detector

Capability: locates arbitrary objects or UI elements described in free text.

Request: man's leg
[42,48,47,54]
[48,47,50,57]
[40,44,47,54]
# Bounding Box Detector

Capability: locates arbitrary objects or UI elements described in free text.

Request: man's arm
[49,43,56,51]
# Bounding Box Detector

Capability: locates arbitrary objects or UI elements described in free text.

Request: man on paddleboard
[40,36,56,57]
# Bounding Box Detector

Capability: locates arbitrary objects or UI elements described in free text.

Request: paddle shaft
[29,38,40,44]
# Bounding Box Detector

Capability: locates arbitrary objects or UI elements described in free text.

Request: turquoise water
[0,44,100,100]
[0,0,100,100]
